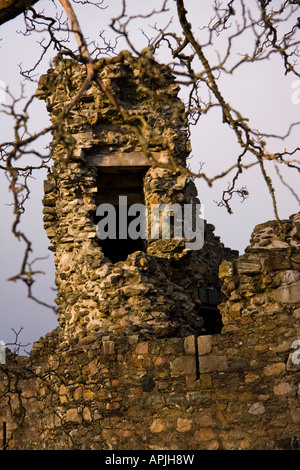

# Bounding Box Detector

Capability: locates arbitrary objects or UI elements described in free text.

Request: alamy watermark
[291,80,300,104]
[0,80,6,105]
[291,339,300,365]
[96,197,204,250]
[0,341,5,365]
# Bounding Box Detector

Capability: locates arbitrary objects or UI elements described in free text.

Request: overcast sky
[0,0,299,353]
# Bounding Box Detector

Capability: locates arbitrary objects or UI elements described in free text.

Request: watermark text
[0,341,5,364]
[0,80,6,105]
[96,197,204,250]
[291,80,300,104]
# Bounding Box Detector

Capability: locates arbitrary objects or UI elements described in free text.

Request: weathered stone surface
[291,409,300,424]
[194,428,217,442]
[184,335,196,355]
[170,356,196,376]
[1,54,300,452]
[198,355,228,373]
[263,253,291,271]
[197,335,213,356]
[37,56,237,340]
[248,402,266,415]
[263,362,285,376]
[150,419,165,433]
[236,255,261,274]
[122,284,150,297]
[282,270,300,285]
[176,418,192,432]
[274,280,300,304]
[219,260,235,280]
[102,341,115,355]
[65,408,82,423]
[273,382,293,396]
[136,342,148,355]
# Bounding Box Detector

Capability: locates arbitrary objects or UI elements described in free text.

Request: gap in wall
[94,167,148,263]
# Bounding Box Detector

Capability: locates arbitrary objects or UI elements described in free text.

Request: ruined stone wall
[1,213,299,450]
[1,54,299,451]
[37,54,237,341]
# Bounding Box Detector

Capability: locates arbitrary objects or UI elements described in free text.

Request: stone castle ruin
[37,52,237,341]
[0,53,300,450]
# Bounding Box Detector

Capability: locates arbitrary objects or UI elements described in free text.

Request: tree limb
[0,0,39,25]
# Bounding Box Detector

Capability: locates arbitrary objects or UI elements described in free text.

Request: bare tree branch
[0,0,39,25]
[0,0,299,312]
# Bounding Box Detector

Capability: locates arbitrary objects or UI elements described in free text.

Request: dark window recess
[200,306,223,335]
[197,287,218,304]
[94,167,148,263]
[197,287,223,334]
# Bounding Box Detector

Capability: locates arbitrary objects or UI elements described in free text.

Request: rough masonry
[36,52,237,340]
[0,53,299,450]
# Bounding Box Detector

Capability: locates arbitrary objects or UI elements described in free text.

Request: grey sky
[0,0,299,352]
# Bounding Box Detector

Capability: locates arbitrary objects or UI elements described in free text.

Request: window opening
[94,167,148,263]
[197,287,223,334]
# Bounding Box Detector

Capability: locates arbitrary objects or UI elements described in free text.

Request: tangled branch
[0,0,299,311]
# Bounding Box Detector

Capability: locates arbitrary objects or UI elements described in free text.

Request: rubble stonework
[36,53,237,340]
[0,54,300,450]
[1,213,300,450]
[219,213,300,328]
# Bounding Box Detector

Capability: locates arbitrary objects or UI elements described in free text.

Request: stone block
[263,253,291,271]
[248,402,265,415]
[198,355,228,373]
[287,351,300,371]
[187,391,211,404]
[136,342,148,355]
[219,261,235,280]
[263,362,285,376]
[228,302,243,319]
[122,284,150,297]
[291,253,300,268]
[83,407,92,421]
[194,428,217,442]
[293,308,300,319]
[73,386,83,401]
[170,356,196,376]
[197,335,213,355]
[59,384,68,404]
[115,428,134,438]
[184,335,196,355]
[106,401,120,410]
[82,359,99,375]
[281,270,300,285]
[176,418,192,432]
[66,408,82,423]
[83,388,95,400]
[194,414,215,427]
[273,382,293,396]
[150,419,165,433]
[274,280,300,304]
[291,409,300,424]
[236,255,261,274]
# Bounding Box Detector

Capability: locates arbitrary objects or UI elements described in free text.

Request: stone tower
[37,52,237,343]
[1,53,299,451]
